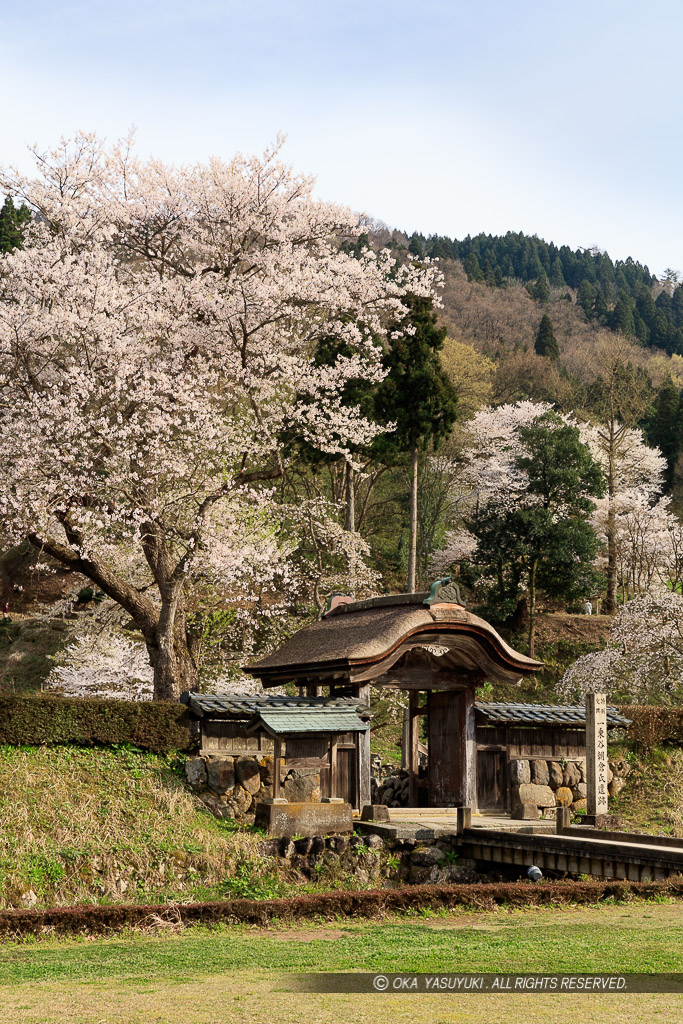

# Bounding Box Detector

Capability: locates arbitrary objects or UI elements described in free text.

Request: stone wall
[509,757,630,819]
[257,832,479,886]
[375,770,410,808]
[185,754,322,823]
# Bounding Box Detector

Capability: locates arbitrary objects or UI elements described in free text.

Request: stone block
[206,756,234,794]
[609,777,626,797]
[361,805,389,822]
[531,760,550,786]
[555,786,573,807]
[185,757,207,791]
[364,834,384,849]
[509,759,530,785]
[609,758,630,779]
[572,783,587,799]
[563,762,581,788]
[236,756,262,795]
[310,836,325,856]
[199,791,235,820]
[277,838,294,859]
[548,762,563,788]
[231,785,253,815]
[516,783,556,807]
[411,845,445,867]
[257,756,275,787]
[571,798,587,813]
[511,802,540,820]
[253,800,353,837]
[257,838,280,858]
[284,772,321,803]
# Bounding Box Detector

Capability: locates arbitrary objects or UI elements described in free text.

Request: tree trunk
[26,531,198,701]
[344,462,355,533]
[407,445,419,593]
[146,629,198,700]
[147,594,198,700]
[528,559,538,658]
[604,442,618,614]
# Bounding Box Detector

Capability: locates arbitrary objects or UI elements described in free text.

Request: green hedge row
[0,695,193,753]
[617,705,683,751]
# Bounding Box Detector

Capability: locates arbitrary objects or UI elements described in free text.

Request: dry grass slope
[0,745,263,910]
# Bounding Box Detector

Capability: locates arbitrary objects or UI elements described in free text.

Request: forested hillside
[408,228,683,355]
[361,223,683,502]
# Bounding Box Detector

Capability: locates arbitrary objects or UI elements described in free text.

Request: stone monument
[585,691,609,824]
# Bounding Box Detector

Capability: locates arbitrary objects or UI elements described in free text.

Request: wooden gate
[427,689,471,807]
[477,750,507,811]
[336,747,357,807]
[319,733,358,807]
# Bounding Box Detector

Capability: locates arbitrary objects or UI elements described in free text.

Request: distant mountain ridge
[401,229,683,356]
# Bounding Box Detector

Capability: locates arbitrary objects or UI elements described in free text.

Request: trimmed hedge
[0,694,193,753]
[617,705,683,752]
[0,879,681,939]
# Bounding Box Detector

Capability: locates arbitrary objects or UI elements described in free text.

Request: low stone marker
[254,800,353,837]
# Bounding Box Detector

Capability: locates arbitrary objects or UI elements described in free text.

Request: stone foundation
[509,757,630,819]
[185,754,323,823]
[257,831,480,886]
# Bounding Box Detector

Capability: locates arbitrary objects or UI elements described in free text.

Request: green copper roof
[251,708,370,736]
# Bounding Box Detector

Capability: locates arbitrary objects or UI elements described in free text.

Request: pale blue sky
[2,1,681,273]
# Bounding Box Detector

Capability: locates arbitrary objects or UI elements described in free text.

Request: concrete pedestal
[253,800,353,836]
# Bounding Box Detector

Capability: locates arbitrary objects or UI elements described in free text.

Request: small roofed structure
[474,702,631,813]
[182,692,370,805]
[246,580,543,811]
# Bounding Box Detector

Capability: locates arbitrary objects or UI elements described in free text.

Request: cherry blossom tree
[460,400,555,506]
[465,411,605,654]
[0,133,436,699]
[428,400,554,573]
[561,590,683,704]
[579,424,670,603]
[433,403,680,615]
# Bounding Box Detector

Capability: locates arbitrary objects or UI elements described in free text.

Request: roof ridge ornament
[323,592,355,617]
[424,576,466,607]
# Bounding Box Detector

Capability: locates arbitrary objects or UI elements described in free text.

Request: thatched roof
[245,594,542,687]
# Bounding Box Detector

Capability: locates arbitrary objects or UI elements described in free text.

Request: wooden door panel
[477,751,506,811]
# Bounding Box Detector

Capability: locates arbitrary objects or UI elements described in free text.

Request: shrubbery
[0,695,193,752]
[617,705,683,751]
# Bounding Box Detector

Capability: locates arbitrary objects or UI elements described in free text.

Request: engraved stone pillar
[585,691,609,822]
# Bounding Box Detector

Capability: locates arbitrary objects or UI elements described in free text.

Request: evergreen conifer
[534,314,559,359]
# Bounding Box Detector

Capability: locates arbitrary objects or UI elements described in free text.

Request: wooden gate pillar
[427,686,477,808]
[408,689,420,806]
[356,683,371,809]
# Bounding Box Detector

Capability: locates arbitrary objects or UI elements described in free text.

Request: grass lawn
[2,902,682,1023]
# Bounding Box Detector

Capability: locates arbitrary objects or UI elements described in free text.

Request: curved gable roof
[245,595,542,687]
